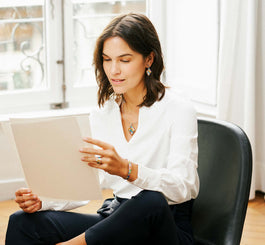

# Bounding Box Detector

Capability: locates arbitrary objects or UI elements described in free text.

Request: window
[0,0,62,113]
[0,0,218,117]
[0,0,147,113]
[64,0,147,107]
[150,0,219,116]
[0,1,46,92]
[163,0,219,116]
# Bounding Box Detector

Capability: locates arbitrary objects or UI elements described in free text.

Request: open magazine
[9,115,102,201]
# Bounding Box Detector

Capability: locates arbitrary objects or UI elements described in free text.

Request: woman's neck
[122,88,146,112]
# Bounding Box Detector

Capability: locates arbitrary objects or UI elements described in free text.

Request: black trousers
[5,190,194,245]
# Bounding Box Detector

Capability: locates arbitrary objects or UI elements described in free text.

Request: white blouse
[40,88,199,211]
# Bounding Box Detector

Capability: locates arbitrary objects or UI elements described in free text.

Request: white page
[10,116,102,201]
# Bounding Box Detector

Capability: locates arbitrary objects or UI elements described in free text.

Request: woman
[6,13,199,245]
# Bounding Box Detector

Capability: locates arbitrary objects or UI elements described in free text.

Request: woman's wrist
[125,161,132,180]
[128,162,138,181]
[123,159,138,182]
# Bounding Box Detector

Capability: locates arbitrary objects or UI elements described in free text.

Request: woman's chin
[113,87,126,95]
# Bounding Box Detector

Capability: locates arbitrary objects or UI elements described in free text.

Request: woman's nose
[110,62,121,75]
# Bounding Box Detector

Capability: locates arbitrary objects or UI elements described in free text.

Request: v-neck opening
[116,102,142,144]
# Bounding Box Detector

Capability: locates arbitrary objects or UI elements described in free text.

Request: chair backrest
[192,118,252,245]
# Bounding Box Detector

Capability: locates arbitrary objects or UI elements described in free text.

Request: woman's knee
[8,210,28,229]
[133,190,168,210]
[8,210,55,232]
[6,210,37,243]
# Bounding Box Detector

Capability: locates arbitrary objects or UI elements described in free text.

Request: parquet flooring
[0,190,264,245]
[241,192,265,245]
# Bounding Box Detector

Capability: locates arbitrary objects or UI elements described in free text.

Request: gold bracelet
[125,161,132,180]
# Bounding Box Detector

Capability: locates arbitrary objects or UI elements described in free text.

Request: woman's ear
[145,51,155,68]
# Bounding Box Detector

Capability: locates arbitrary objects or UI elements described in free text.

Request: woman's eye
[121,60,130,63]
[103,58,111,62]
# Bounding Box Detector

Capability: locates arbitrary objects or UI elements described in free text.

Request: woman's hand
[15,188,42,213]
[79,137,129,179]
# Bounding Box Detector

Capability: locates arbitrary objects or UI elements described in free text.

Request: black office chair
[192,118,252,245]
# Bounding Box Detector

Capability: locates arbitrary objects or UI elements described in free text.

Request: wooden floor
[0,190,264,245]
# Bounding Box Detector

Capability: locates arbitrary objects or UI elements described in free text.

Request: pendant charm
[146,67,152,76]
[128,124,136,136]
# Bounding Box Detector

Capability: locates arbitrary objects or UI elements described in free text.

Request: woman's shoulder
[161,88,196,116]
[90,98,118,119]
[158,88,197,131]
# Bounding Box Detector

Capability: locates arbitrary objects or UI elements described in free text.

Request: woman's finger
[79,147,105,156]
[23,201,41,213]
[82,155,106,166]
[16,194,39,208]
[16,193,38,203]
[83,137,114,150]
[87,161,106,170]
[15,194,29,204]
[15,188,31,197]
[81,155,98,163]
[19,199,34,209]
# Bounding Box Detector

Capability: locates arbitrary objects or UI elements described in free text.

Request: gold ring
[96,156,102,165]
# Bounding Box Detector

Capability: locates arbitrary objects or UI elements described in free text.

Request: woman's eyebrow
[102,53,133,58]
[118,54,133,57]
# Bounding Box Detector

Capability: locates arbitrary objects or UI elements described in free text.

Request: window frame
[0,0,64,114]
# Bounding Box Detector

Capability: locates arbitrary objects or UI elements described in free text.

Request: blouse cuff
[39,200,89,211]
[131,164,161,190]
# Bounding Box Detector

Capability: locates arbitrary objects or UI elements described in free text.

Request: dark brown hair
[93,13,165,107]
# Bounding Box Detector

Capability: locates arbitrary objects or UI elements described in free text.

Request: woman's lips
[111,79,125,84]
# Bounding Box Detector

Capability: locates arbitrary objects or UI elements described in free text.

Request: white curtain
[217,0,265,199]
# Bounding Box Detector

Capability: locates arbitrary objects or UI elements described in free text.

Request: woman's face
[102,36,148,95]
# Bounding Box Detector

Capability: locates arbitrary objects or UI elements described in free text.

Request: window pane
[71,0,146,86]
[0,1,46,93]
[165,0,218,106]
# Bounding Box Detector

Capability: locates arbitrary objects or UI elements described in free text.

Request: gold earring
[146,67,152,76]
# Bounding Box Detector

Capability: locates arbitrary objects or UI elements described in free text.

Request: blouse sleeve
[131,102,199,204]
[39,200,89,211]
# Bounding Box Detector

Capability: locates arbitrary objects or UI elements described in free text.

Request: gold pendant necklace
[121,101,137,136]
[128,123,136,136]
